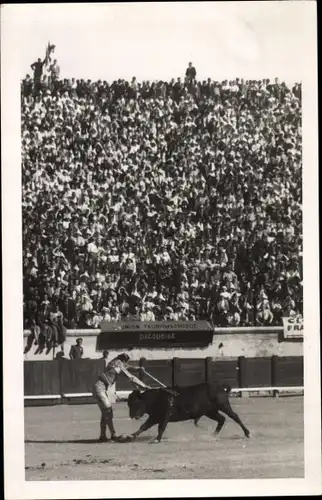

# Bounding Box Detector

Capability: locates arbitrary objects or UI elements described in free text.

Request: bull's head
[127,389,147,420]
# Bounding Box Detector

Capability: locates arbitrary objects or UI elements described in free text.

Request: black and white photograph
[2,1,320,498]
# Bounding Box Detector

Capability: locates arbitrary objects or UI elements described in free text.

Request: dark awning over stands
[96,321,214,350]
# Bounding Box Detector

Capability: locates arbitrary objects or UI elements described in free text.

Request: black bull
[128,383,250,443]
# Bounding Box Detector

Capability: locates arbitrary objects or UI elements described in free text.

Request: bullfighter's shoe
[110,433,118,442]
[98,435,109,442]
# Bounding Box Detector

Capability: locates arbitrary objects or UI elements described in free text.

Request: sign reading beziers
[96,321,213,350]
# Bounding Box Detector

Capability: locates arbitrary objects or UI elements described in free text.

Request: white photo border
[2,2,321,498]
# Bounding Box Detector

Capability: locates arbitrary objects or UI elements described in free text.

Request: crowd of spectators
[22,64,303,337]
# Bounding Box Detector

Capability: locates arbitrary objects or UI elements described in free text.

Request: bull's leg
[205,410,226,436]
[131,416,157,439]
[194,417,201,427]
[150,421,169,444]
[151,407,173,444]
[220,403,250,438]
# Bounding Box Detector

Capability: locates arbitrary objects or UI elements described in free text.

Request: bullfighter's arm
[126,365,141,372]
[119,365,151,390]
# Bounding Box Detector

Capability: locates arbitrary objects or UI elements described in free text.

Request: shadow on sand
[25,436,153,444]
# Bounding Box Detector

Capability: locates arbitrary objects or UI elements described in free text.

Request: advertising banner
[282,315,304,339]
[97,321,213,350]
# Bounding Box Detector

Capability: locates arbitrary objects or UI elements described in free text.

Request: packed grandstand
[22,55,302,334]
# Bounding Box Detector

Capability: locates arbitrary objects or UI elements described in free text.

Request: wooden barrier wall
[24,361,61,396]
[24,356,303,397]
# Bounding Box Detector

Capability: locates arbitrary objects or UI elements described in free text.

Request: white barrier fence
[114,387,304,400]
[24,386,304,402]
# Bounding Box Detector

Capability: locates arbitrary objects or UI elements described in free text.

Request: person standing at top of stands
[50,59,60,81]
[69,337,84,359]
[30,57,46,91]
[92,353,150,442]
[185,62,196,85]
[49,59,60,92]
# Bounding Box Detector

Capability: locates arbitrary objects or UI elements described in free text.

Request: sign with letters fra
[96,321,214,350]
[282,315,304,339]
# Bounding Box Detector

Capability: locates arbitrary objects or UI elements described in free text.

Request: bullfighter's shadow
[25,439,101,444]
[25,436,153,444]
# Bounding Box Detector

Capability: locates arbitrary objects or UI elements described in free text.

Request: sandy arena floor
[25,396,304,480]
